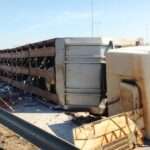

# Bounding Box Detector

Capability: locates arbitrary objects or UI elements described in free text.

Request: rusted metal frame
[0,52,7,59]
[0,65,54,79]
[0,46,54,59]
[0,65,28,74]
[0,76,12,84]
[27,85,58,104]
[11,51,17,59]
[12,80,25,90]
[30,67,54,81]
[0,97,15,111]
[13,81,58,104]
[0,76,58,104]
[0,42,57,104]
[21,50,29,58]
[27,47,56,101]
[0,65,11,72]
[29,46,55,57]
[29,46,56,98]
[10,47,55,58]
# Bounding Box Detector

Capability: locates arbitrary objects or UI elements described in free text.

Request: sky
[0,0,149,48]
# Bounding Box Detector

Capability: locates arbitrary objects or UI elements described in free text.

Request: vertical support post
[55,38,65,105]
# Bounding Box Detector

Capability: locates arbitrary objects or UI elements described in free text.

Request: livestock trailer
[0,38,112,113]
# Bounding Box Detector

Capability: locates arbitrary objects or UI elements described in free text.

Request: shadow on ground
[48,120,76,144]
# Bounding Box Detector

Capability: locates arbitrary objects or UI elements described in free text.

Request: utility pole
[91,0,94,37]
[145,24,149,44]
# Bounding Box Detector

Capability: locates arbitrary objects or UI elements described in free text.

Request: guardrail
[0,107,78,150]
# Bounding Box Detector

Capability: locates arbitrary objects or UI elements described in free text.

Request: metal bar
[0,76,59,104]
[0,107,78,150]
[0,97,15,111]
[0,65,54,80]
[29,47,55,57]
[30,67,54,79]
[0,47,55,59]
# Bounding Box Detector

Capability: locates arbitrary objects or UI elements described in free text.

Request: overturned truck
[73,46,150,149]
[0,38,112,113]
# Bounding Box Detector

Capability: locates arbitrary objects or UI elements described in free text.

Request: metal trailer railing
[0,37,111,113]
[0,39,58,104]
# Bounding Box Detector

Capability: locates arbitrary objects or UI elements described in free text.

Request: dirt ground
[0,124,38,150]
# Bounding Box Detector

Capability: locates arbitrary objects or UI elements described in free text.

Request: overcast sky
[0,0,149,48]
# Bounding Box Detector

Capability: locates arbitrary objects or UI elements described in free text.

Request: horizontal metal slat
[29,47,55,57]
[0,47,55,59]
[30,67,55,81]
[0,66,55,82]
[0,76,58,104]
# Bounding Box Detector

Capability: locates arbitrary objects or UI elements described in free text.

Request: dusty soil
[0,124,38,150]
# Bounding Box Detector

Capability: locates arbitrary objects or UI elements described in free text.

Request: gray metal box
[55,38,111,112]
